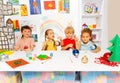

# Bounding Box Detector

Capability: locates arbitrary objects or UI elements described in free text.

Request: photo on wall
[29,0,41,15]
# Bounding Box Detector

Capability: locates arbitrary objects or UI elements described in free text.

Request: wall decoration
[32,34,38,42]
[13,19,20,32]
[12,6,19,15]
[58,0,70,13]
[29,0,41,15]
[40,20,64,39]
[0,1,15,50]
[8,0,19,5]
[21,20,37,32]
[44,1,56,10]
[20,4,28,16]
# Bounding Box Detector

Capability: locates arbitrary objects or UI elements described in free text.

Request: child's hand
[43,41,47,46]
[73,35,79,41]
[67,44,73,48]
[57,36,62,41]
[74,35,78,41]
[14,46,19,51]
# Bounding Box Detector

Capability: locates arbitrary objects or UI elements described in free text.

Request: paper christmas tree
[107,34,120,62]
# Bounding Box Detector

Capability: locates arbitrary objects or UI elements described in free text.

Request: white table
[0,50,120,71]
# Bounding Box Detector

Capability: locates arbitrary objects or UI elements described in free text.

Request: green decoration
[107,34,120,62]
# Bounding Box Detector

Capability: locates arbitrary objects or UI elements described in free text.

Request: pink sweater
[15,38,35,51]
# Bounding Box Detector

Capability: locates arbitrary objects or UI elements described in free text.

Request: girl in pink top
[14,25,35,51]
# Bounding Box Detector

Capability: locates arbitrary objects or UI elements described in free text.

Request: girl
[80,28,101,53]
[42,29,57,50]
[14,25,35,51]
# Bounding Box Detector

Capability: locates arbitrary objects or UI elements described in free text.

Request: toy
[82,23,88,28]
[84,2,99,14]
[72,49,79,58]
[107,34,120,62]
[81,55,88,64]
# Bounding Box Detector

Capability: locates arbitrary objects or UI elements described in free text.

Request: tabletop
[0,50,120,71]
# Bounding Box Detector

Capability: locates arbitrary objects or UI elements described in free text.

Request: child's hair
[81,28,93,42]
[21,25,32,38]
[64,26,74,34]
[45,29,53,41]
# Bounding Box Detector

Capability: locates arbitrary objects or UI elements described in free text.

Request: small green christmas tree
[107,34,120,62]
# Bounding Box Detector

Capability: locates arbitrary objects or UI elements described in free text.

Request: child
[42,29,57,50]
[80,28,101,53]
[61,26,80,50]
[14,25,35,51]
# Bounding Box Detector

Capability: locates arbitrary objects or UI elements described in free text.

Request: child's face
[65,32,74,39]
[46,30,54,40]
[22,29,31,38]
[81,32,91,43]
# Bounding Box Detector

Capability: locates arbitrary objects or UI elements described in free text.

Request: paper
[6,59,29,68]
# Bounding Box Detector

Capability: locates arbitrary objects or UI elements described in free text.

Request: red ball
[103,52,111,60]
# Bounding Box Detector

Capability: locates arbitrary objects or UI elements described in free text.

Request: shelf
[94,40,101,42]
[91,28,102,31]
[82,14,102,18]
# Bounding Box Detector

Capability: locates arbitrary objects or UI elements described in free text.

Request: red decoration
[94,52,118,67]
[103,52,111,60]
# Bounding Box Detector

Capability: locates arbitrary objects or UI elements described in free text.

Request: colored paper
[6,59,29,68]
[0,50,14,55]
[108,34,120,62]
[37,54,51,60]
